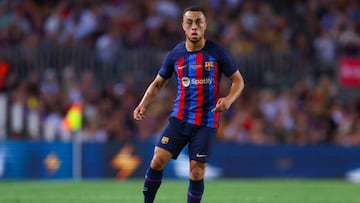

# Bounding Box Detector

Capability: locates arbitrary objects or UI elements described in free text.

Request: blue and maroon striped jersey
[158,40,239,128]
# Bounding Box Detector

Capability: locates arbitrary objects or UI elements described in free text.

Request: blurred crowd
[2,0,360,58]
[1,0,360,145]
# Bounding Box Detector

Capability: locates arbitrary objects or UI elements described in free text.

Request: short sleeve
[158,52,174,79]
[220,49,239,77]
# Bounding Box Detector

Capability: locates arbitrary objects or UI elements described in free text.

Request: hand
[133,105,146,120]
[211,98,231,112]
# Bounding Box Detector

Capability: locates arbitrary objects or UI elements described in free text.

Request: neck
[185,38,206,52]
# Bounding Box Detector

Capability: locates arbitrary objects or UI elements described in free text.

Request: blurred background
[0,0,360,181]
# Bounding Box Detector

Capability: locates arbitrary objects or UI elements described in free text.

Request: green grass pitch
[0,179,359,203]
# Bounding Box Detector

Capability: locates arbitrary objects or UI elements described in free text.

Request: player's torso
[171,50,220,128]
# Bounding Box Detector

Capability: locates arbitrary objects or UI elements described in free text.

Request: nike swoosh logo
[196,153,208,158]
[178,65,187,69]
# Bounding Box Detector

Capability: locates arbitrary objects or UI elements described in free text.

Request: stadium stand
[0,0,359,145]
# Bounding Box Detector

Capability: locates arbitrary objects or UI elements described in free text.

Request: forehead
[183,11,206,21]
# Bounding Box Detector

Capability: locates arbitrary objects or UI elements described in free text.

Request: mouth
[191,33,199,39]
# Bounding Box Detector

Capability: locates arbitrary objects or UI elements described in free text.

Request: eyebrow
[184,18,203,22]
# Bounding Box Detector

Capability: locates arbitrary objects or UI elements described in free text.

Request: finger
[216,98,223,105]
[211,106,220,112]
[134,114,144,120]
[133,110,143,120]
[133,110,138,119]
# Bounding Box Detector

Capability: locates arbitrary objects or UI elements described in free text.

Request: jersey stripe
[201,58,210,126]
[176,57,185,120]
[205,57,215,127]
[187,54,196,123]
[194,53,204,125]
[213,62,220,128]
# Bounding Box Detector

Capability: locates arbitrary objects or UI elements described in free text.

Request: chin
[189,37,201,43]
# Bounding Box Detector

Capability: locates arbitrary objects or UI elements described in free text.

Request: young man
[133,6,244,203]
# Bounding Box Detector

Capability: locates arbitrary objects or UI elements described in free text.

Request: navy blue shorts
[156,117,217,163]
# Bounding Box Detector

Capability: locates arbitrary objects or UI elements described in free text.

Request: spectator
[0,0,359,146]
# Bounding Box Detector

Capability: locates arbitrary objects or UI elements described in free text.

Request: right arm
[133,74,168,120]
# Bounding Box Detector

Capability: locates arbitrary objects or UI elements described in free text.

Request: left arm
[211,70,244,112]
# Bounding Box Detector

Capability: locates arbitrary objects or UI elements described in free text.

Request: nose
[191,22,197,30]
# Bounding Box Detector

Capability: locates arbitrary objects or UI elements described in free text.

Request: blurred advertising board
[0,141,360,179]
[339,57,360,87]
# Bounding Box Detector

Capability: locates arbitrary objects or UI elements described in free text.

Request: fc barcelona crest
[204,61,214,71]
[161,136,170,144]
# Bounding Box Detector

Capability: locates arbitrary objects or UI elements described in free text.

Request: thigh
[150,146,173,170]
[188,126,217,163]
[156,117,191,160]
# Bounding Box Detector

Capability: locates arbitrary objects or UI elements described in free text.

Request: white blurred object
[0,148,4,177]
[174,152,222,179]
[27,110,40,140]
[0,94,7,140]
[43,113,62,142]
[156,0,180,18]
[10,102,23,134]
[346,168,360,183]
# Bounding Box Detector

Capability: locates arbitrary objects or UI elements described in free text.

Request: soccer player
[133,6,244,203]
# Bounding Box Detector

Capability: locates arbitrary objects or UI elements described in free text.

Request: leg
[144,117,191,203]
[187,160,207,203]
[143,147,172,203]
[150,147,173,170]
[187,126,217,203]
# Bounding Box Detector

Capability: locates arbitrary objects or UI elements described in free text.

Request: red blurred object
[0,60,9,90]
[242,116,254,132]
[339,57,360,88]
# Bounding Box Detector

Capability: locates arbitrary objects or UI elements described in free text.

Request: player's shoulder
[162,41,186,65]
[169,41,186,54]
[204,40,231,58]
[205,40,225,50]
[205,39,220,48]
[165,41,186,61]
